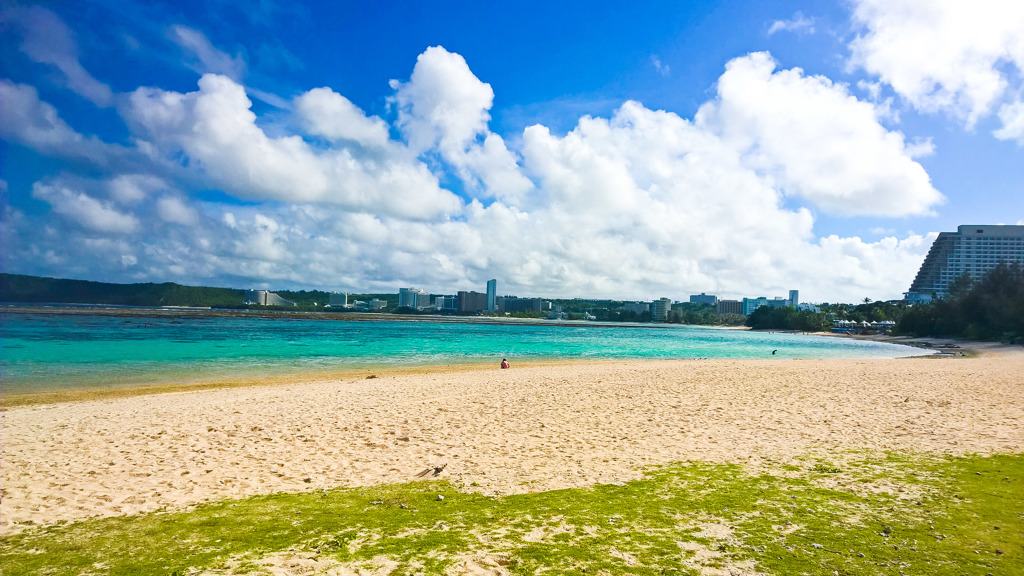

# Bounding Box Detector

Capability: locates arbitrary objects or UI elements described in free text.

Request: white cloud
[993,100,1024,144]
[849,0,1024,129]
[696,52,943,216]
[126,74,461,220]
[3,47,943,303]
[3,4,113,106]
[391,46,533,203]
[31,181,138,234]
[294,87,390,148]
[169,25,247,80]
[107,174,168,204]
[0,80,114,164]
[650,55,671,77]
[391,46,494,155]
[768,11,815,35]
[156,195,199,226]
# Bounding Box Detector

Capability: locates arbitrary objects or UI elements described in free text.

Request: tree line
[898,263,1024,342]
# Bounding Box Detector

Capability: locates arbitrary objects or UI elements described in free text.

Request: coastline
[3,353,1022,533]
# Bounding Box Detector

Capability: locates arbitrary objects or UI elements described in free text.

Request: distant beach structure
[243,289,295,306]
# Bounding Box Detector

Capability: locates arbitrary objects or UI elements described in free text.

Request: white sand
[2,354,1023,532]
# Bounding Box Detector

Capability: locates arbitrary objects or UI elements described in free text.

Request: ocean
[0,308,922,393]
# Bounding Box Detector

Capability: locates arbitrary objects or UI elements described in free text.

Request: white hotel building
[905,225,1024,303]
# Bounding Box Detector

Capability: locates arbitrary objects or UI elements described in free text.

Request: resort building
[500,296,544,313]
[368,298,387,311]
[328,292,348,307]
[243,289,295,306]
[651,298,672,321]
[486,279,497,311]
[689,293,717,305]
[399,287,430,309]
[742,292,798,315]
[741,297,767,316]
[716,299,742,316]
[624,302,650,315]
[434,295,457,311]
[458,290,488,313]
[905,225,1024,303]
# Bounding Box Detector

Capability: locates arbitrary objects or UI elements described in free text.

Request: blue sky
[2,0,1023,303]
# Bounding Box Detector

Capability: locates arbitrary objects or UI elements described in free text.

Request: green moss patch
[2,453,1021,575]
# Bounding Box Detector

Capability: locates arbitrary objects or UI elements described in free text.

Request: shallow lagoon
[0,309,921,393]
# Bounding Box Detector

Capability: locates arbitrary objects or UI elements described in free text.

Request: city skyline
[2,1,1023,303]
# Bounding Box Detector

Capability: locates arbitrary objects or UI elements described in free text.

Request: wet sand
[2,352,1023,533]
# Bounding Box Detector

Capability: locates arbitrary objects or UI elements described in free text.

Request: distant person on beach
[500,358,510,369]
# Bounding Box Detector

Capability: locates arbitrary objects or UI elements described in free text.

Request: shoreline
[0,358,577,408]
[3,355,1022,532]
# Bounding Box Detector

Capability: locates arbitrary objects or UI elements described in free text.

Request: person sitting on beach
[500,358,510,369]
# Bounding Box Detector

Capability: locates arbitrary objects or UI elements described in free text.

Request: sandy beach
[2,350,1023,533]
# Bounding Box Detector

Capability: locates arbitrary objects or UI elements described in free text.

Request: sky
[1,0,1023,303]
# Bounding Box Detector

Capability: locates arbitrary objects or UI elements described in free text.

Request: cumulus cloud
[768,11,815,35]
[391,46,494,154]
[0,80,115,164]
[107,174,168,204]
[169,25,247,80]
[3,4,113,106]
[849,0,1024,130]
[4,46,941,302]
[31,180,139,234]
[391,46,533,203]
[294,87,391,148]
[126,74,462,219]
[696,52,942,216]
[156,195,199,226]
[993,100,1024,144]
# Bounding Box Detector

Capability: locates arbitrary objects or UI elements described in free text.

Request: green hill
[0,274,243,307]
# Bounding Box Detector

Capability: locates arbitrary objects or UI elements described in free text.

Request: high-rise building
[434,295,457,311]
[742,297,767,315]
[716,299,742,316]
[789,290,799,307]
[905,225,1024,303]
[689,293,717,305]
[399,287,430,309]
[328,292,348,307]
[458,291,488,313]
[486,279,497,311]
[651,298,672,321]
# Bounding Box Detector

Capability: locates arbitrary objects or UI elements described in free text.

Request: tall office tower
[651,297,672,321]
[789,290,799,307]
[486,279,497,311]
[905,225,1024,303]
[399,287,429,309]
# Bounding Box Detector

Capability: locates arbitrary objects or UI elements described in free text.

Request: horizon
[2,1,1022,303]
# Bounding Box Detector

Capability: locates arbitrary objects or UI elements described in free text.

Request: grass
[2,453,1021,575]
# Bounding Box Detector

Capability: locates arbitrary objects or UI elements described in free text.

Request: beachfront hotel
[905,225,1024,303]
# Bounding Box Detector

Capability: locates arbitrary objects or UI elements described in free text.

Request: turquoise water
[0,310,922,393]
